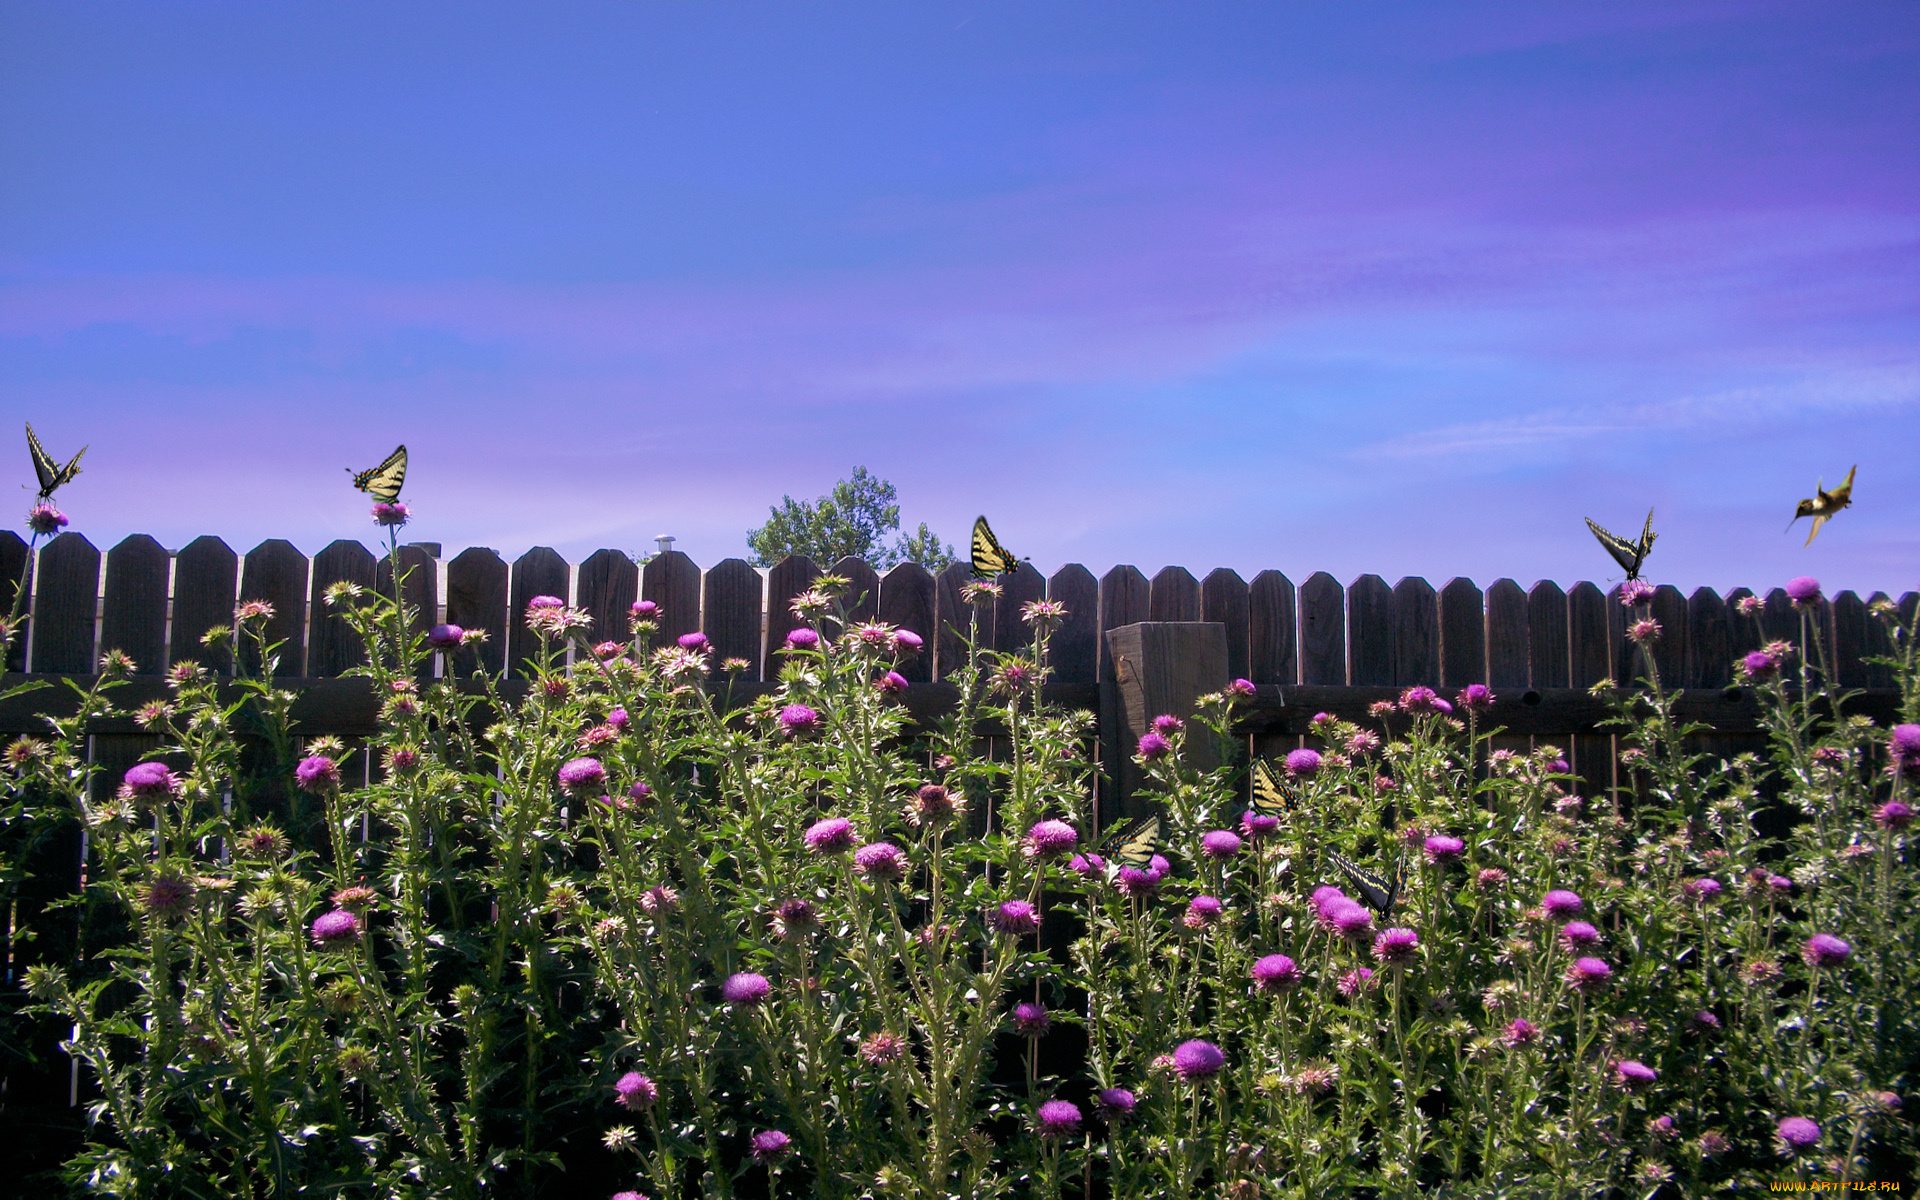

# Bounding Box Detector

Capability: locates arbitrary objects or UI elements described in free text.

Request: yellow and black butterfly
[349,444,408,503]
[1104,815,1162,876]
[25,422,87,501]
[970,515,1025,580]
[1249,758,1300,820]
[1583,510,1656,582]
[1787,465,1854,546]
[1328,849,1402,915]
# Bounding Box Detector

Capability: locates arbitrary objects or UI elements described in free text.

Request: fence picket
[1394,577,1439,687]
[0,531,28,672]
[1299,572,1346,685]
[1526,581,1569,688]
[99,535,168,674]
[170,536,238,673]
[578,549,639,650]
[768,556,822,667]
[704,558,764,679]
[995,562,1046,654]
[1249,570,1297,686]
[507,547,569,678]
[1650,584,1687,685]
[445,548,508,677]
[239,540,310,678]
[1865,593,1896,690]
[1346,574,1394,687]
[935,562,976,680]
[1201,568,1250,684]
[1485,579,1528,689]
[1149,566,1200,622]
[1439,578,1485,687]
[375,544,439,679]
[29,533,99,675]
[1686,588,1731,688]
[830,556,882,630]
[878,562,935,682]
[1097,566,1150,681]
[307,540,378,677]
[1832,591,1868,689]
[1048,565,1100,685]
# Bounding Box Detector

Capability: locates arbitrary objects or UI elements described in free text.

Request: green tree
[746,467,955,571]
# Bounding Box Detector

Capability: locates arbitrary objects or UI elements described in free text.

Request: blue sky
[2,2,1915,595]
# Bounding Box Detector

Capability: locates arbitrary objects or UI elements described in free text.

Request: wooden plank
[444,547,508,677]
[29,532,99,675]
[1248,570,1297,686]
[1345,574,1394,687]
[645,550,703,649]
[1685,587,1731,689]
[306,540,378,678]
[1096,566,1149,682]
[1831,591,1869,690]
[1485,578,1529,689]
[1724,588,1762,658]
[1298,571,1346,686]
[374,543,439,678]
[1201,568,1250,684]
[1106,622,1228,815]
[98,534,168,675]
[507,546,569,678]
[877,561,934,681]
[766,555,822,666]
[1046,564,1100,685]
[0,531,28,672]
[934,561,976,680]
[1864,592,1897,690]
[238,539,310,678]
[169,535,238,673]
[1394,576,1439,687]
[1649,584,1687,687]
[1607,584,1631,683]
[577,549,640,651]
[1567,582,1609,688]
[1526,581,1569,688]
[1438,577,1485,687]
[1760,588,1797,647]
[822,556,877,629]
[1149,566,1200,622]
[704,558,765,678]
[993,561,1046,654]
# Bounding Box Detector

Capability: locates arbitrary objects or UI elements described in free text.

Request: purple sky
[2,3,1915,595]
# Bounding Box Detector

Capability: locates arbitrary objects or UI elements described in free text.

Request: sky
[2,2,1916,596]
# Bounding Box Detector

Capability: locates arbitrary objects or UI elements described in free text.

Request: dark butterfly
[970,515,1024,580]
[1787,465,1854,546]
[1328,849,1402,915]
[1584,509,1656,582]
[349,444,408,503]
[25,422,87,501]
[1104,816,1162,876]
[1249,758,1299,820]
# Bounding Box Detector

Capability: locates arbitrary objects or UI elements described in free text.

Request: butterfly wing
[1631,509,1657,577]
[1249,758,1298,820]
[1584,518,1641,579]
[1328,850,1400,915]
[351,444,408,503]
[1108,816,1162,872]
[25,423,57,495]
[970,515,1014,579]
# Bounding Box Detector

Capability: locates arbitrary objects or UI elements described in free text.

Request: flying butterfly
[1583,509,1657,582]
[349,444,408,503]
[1104,815,1162,876]
[25,422,87,501]
[1249,757,1300,821]
[1786,465,1855,547]
[970,515,1025,580]
[1327,849,1402,916]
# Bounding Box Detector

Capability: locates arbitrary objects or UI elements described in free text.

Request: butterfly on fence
[1583,510,1656,582]
[1787,465,1855,546]
[25,422,87,501]
[349,444,408,503]
[1101,815,1162,879]
[1328,849,1402,916]
[970,515,1025,580]
[1249,758,1300,820]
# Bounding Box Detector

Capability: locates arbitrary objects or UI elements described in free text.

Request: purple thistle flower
[427,623,464,649]
[1620,579,1656,607]
[1025,819,1079,859]
[676,631,710,653]
[1329,901,1374,938]
[528,595,564,610]
[558,757,607,796]
[1240,811,1280,840]
[1785,576,1822,607]
[1775,1116,1821,1154]
[1336,967,1377,997]
[1035,1099,1082,1138]
[1422,835,1464,864]
[372,501,409,527]
[858,1031,905,1065]
[1613,1059,1658,1090]
[1566,956,1612,991]
[1627,618,1661,645]
[1152,714,1185,735]
[144,873,194,918]
[611,1192,648,1200]
[122,761,180,799]
[784,627,819,650]
[1171,1039,1225,1080]
[1741,650,1780,680]
[1768,874,1794,894]
[1691,1009,1721,1033]
[1559,921,1602,950]
[803,817,856,854]
[1476,867,1508,891]
[1284,748,1322,777]
[852,842,906,883]
[1310,711,1335,731]
[1067,853,1105,879]
[1456,684,1495,713]
[1504,1018,1539,1047]
[1372,927,1419,965]
[1546,757,1571,774]
[1251,954,1301,993]
[778,703,821,737]
[990,900,1041,936]
[1875,800,1913,829]
[874,670,909,695]
[1012,1002,1050,1036]
[1201,829,1242,859]
[1541,889,1585,920]
[1399,686,1440,714]
[1136,732,1172,760]
[310,908,362,946]
[630,599,659,620]
[722,973,772,1006]
[773,898,817,940]
[1801,933,1851,968]
[1184,895,1224,929]
[614,1071,657,1111]
[893,628,923,655]
[749,1128,792,1164]
[1095,1087,1137,1120]
[295,754,340,793]
[26,503,68,536]
[1683,877,1723,901]
[911,783,956,825]
[1227,678,1256,697]
[1890,724,1920,767]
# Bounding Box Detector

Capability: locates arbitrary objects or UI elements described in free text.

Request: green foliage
[745,466,954,571]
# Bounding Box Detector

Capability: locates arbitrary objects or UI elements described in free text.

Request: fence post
[1104,621,1228,818]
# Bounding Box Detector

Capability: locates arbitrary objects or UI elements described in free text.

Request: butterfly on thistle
[1328,849,1402,916]
[25,423,87,501]
[1583,510,1656,582]
[1101,816,1162,878]
[1249,758,1300,820]
[348,445,408,503]
[1786,465,1854,546]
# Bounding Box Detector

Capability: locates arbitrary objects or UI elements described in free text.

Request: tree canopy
[746,467,954,571]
